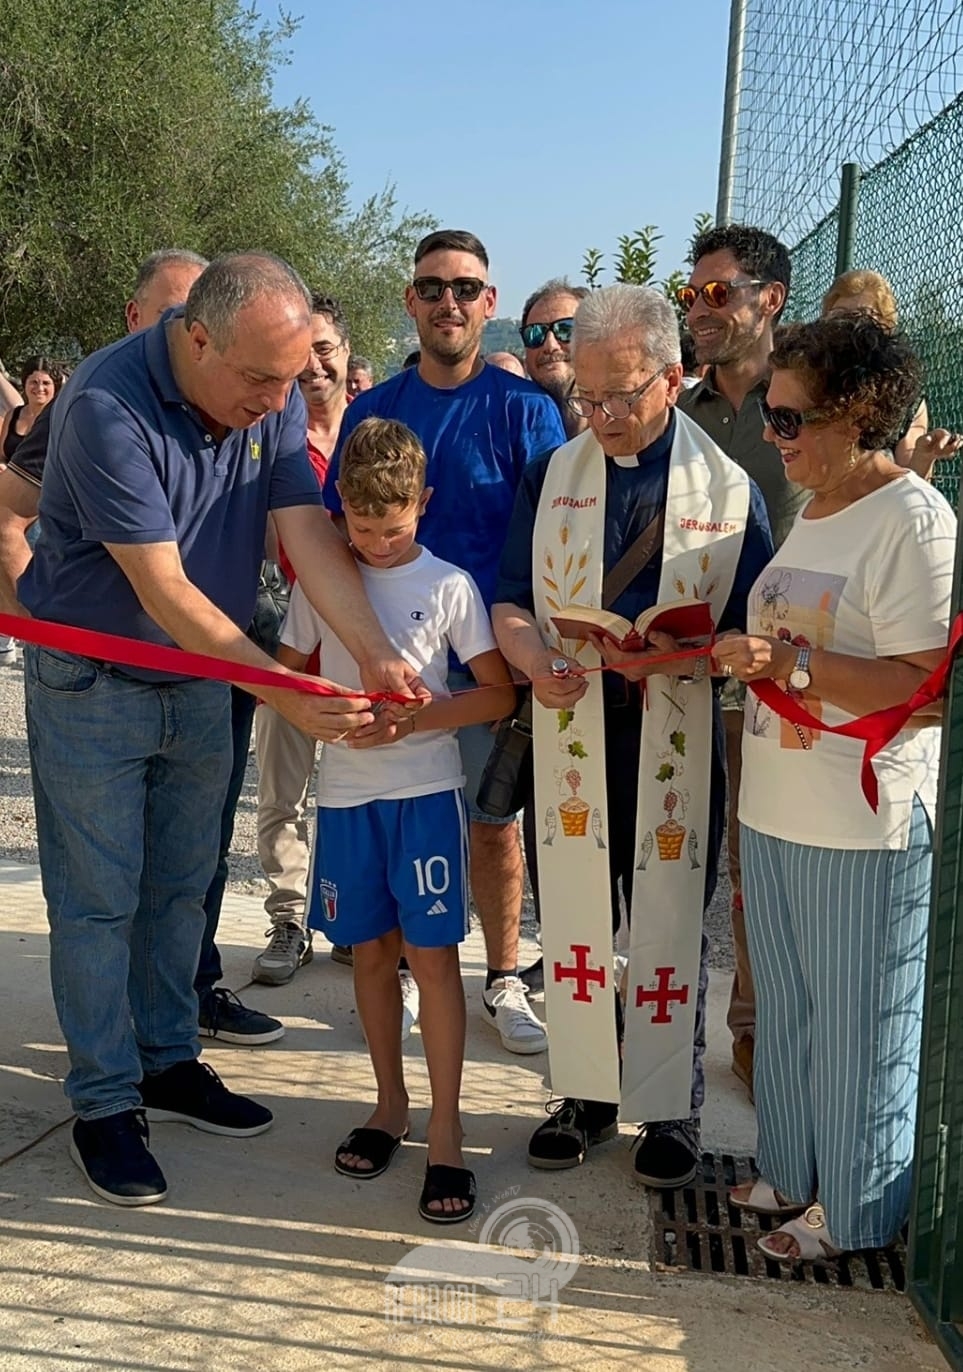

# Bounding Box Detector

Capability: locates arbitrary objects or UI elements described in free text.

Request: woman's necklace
[809,450,882,510]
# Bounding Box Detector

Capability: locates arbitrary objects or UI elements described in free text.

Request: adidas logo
[426,899,448,916]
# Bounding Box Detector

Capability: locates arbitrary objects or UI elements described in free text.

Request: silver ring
[722,663,733,677]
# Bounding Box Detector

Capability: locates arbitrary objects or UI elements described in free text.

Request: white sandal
[757,1203,843,1263]
[729,1179,808,1217]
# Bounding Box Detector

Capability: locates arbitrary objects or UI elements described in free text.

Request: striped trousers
[741,797,932,1250]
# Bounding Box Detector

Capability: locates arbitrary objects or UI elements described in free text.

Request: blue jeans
[24,647,232,1120]
[195,686,256,994]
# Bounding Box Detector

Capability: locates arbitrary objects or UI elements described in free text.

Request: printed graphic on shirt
[747,566,846,750]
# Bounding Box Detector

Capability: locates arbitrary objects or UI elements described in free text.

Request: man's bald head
[183,253,311,350]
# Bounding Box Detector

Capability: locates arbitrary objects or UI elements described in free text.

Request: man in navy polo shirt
[20,252,423,1207]
[0,248,291,1047]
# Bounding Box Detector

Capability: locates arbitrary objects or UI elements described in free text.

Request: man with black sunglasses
[676,224,807,1103]
[519,278,590,441]
[324,229,567,1058]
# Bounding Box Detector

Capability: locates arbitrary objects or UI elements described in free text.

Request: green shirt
[677,371,806,548]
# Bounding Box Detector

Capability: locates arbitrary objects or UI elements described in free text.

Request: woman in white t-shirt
[711,314,956,1263]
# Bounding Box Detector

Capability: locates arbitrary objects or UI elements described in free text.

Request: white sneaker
[482,976,547,1055]
[0,643,17,666]
[399,970,420,1041]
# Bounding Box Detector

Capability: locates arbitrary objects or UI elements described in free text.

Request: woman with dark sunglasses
[711,313,956,1264]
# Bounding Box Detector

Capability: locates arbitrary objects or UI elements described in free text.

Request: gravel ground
[0,651,734,971]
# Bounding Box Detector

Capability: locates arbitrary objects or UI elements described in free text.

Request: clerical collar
[610,411,676,468]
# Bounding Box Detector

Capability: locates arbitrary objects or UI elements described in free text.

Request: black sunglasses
[519,317,574,349]
[412,276,487,303]
[758,398,826,441]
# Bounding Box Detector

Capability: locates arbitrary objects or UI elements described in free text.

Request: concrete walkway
[0,859,944,1372]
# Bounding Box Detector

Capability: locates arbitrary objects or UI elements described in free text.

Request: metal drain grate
[650,1152,906,1290]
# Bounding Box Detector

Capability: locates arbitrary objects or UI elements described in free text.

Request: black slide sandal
[418,1163,477,1224]
[334,1127,406,1179]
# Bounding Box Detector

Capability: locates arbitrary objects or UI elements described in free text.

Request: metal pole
[715,0,749,225]
[834,162,862,276]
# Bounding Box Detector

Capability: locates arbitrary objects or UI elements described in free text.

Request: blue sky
[255,0,730,317]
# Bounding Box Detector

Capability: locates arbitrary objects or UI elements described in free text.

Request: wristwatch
[788,645,812,691]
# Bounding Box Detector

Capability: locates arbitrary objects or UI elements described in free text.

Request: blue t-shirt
[20,312,322,675]
[324,362,566,612]
[495,413,774,703]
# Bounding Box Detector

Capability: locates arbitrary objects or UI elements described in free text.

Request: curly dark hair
[690,224,791,321]
[769,313,923,451]
[309,292,349,340]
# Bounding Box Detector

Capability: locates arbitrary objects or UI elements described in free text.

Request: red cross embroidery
[635,966,689,1024]
[553,944,606,1003]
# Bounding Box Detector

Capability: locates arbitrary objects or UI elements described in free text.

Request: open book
[551,597,713,651]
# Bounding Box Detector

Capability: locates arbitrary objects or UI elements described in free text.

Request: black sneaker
[70,1109,168,1206]
[527,1097,619,1170]
[198,987,284,1045]
[519,955,544,1002]
[633,1119,701,1188]
[140,1058,273,1137]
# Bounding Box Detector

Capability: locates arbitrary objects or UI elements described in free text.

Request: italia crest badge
[317,879,338,922]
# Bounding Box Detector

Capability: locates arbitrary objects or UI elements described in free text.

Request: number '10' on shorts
[308,788,470,948]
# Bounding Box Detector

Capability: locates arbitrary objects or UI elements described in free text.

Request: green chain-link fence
[784,91,963,504]
[720,1,963,504]
[721,5,963,1357]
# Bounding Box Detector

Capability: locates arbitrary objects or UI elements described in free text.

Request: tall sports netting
[718,1,963,502]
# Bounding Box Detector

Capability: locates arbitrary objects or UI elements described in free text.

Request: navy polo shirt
[19,312,322,675]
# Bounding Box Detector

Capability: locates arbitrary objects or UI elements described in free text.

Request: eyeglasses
[412,276,488,303]
[519,317,574,349]
[758,399,826,441]
[676,279,768,311]
[309,340,346,362]
[568,366,667,420]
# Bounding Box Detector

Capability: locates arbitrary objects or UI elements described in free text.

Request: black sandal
[334,1127,406,1179]
[418,1163,477,1224]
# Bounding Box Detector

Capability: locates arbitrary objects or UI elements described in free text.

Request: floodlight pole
[716,0,748,225]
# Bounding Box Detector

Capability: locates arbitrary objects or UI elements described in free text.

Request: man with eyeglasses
[324,229,566,1057]
[252,293,353,986]
[519,278,590,441]
[676,224,807,1103]
[493,284,772,1188]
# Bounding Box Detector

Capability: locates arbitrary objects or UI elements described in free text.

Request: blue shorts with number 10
[308,789,470,949]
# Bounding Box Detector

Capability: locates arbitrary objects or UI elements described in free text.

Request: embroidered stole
[532,411,749,1120]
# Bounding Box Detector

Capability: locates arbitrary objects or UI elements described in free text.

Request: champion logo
[426,899,448,916]
[410,609,426,621]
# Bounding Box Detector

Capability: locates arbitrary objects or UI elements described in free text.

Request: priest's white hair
[572,284,681,367]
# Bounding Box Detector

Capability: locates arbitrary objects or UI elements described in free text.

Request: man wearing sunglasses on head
[519,278,590,441]
[324,229,567,1058]
[676,224,807,1105]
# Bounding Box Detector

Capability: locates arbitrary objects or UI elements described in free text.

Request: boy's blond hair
[338,417,427,517]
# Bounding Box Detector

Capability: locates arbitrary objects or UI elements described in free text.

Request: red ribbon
[4,606,958,809]
[0,613,412,704]
[748,612,963,811]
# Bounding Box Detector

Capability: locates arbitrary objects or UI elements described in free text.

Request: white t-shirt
[281,547,496,808]
[739,472,956,850]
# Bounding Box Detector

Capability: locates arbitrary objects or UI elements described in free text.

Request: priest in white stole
[493,286,773,1188]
